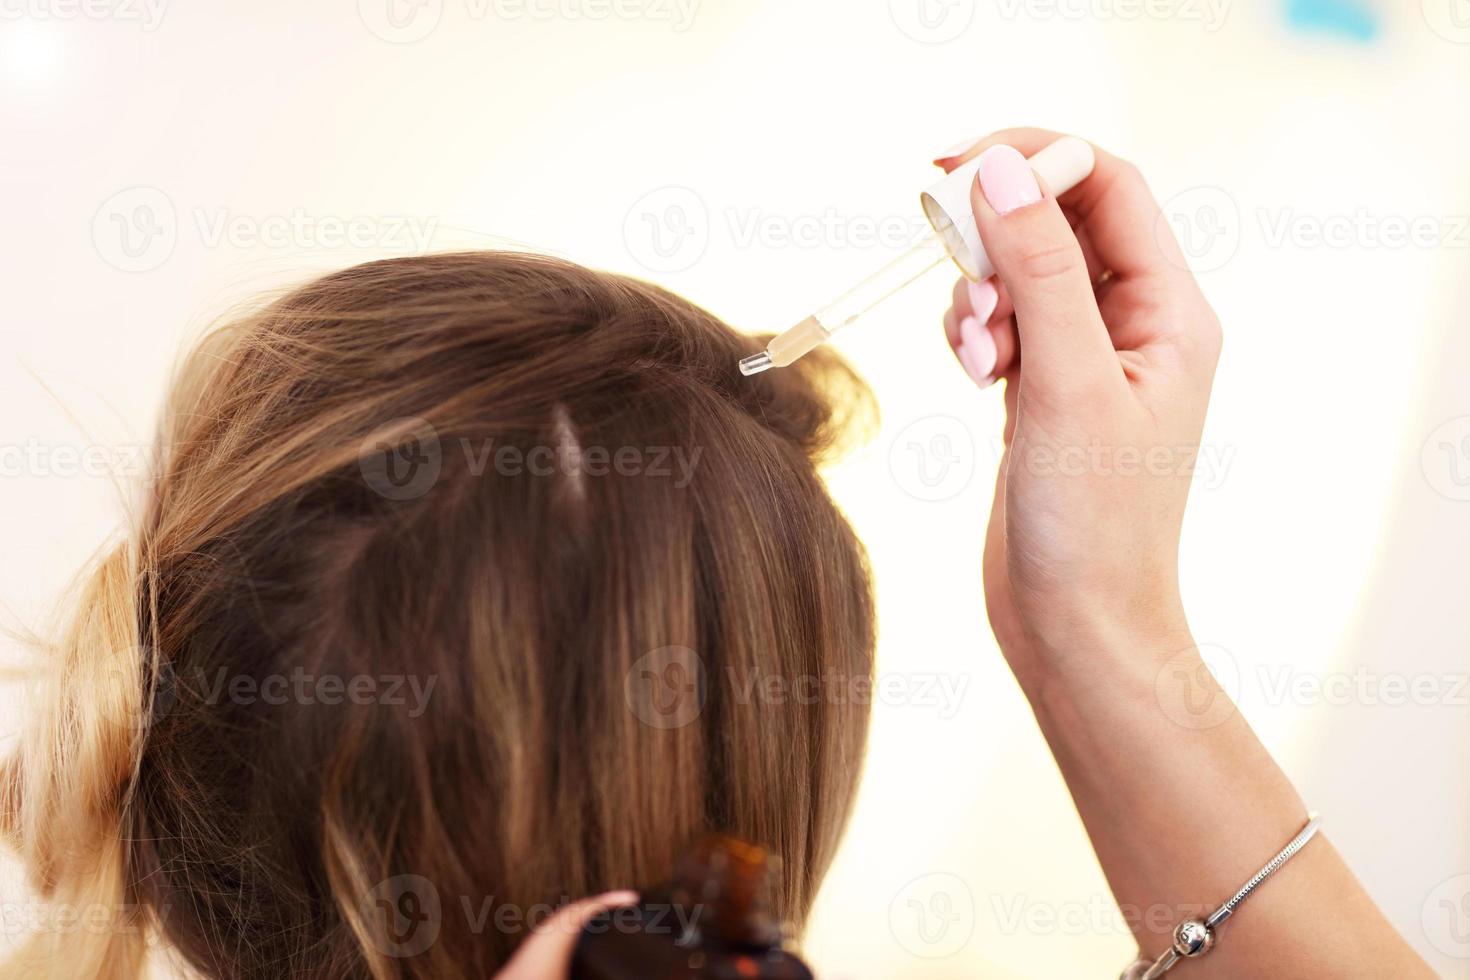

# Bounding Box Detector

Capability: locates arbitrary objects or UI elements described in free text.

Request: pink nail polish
[933,137,980,164]
[977,144,1042,215]
[956,315,997,386]
[966,278,999,322]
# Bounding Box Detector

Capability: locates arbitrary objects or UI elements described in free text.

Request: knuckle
[1182,308,1224,369]
[1114,158,1145,187]
[1200,307,1224,354]
[1016,240,1086,283]
[1205,324,1224,365]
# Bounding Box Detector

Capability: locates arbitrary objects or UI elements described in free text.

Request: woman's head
[2,252,876,978]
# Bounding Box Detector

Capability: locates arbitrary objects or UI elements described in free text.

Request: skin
[489,891,639,978]
[502,130,1433,977]
[937,127,1433,977]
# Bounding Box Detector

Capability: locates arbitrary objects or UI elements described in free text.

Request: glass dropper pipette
[738,232,949,376]
[737,136,1097,378]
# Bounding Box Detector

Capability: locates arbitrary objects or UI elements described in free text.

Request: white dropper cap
[919,135,1096,281]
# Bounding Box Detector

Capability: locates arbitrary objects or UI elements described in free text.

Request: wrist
[1008,602,1197,708]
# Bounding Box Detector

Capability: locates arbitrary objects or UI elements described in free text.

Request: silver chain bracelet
[1118,812,1322,980]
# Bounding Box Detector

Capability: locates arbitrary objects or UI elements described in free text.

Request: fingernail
[598,890,639,907]
[956,315,998,387]
[933,136,980,166]
[977,144,1042,215]
[966,278,1000,322]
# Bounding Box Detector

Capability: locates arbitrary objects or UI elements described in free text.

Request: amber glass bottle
[570,836,815,979]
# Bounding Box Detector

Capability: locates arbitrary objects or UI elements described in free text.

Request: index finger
[495,890,639,979]
[937,128,1196,288]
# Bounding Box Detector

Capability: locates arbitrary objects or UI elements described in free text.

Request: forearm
[943,127,1434,978]
[1021,619,1433,979]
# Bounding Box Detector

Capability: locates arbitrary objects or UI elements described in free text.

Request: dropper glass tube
[737,136,1097,378]
[738,231,949,376]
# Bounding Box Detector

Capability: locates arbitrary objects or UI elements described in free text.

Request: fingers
[494,890,639,980]
[938,128,1209,332]
[937,131,1220,389]
[944,276,1016,387]
[969,144,1119,393]
[940,131,1158,276]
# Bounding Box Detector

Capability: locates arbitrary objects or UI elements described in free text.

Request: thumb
[969,144,1118,396]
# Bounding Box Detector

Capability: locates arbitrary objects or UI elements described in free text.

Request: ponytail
[2,540,153,979]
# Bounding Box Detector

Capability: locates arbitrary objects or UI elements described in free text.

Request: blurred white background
[2,0,1468,976]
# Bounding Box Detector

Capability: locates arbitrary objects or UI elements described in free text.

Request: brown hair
[1,252,876,979]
